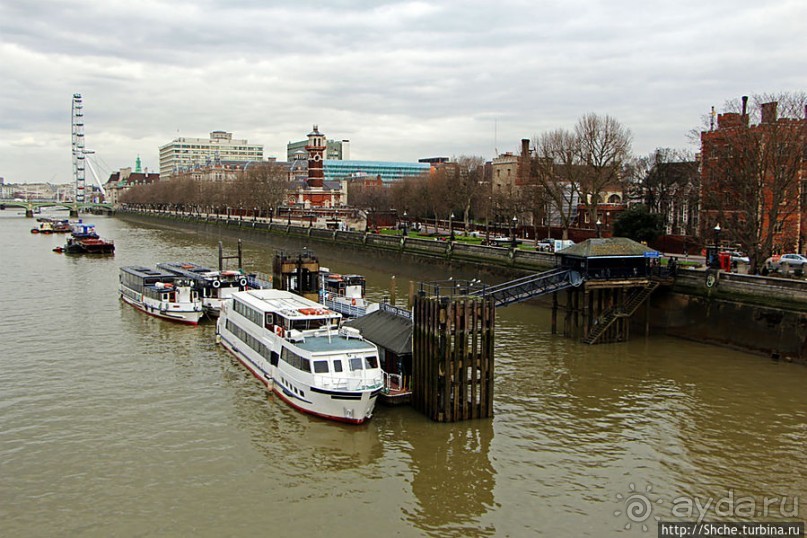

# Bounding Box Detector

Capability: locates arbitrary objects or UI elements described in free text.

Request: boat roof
[234,289,340,319]
[158,262,221,279]
[120,265,177,280]
[295,334,376,354]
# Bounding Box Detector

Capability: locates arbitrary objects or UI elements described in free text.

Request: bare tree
[531,129,584,240]
[242,162,290,217]
[449,155,487,232]
[632,148,699,236]
[574,113,632,225]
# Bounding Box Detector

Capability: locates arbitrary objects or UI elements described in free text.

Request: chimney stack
[761,102,778,124]
[741,96,749,126]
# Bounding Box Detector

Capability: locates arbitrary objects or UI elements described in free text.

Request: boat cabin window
[264,312,275,328]
[281,348,311,373]
[289,317,333,331]
[313,360,329,374]
[333,360,343,373]
[349,357,364,371]
[365,356,378,369]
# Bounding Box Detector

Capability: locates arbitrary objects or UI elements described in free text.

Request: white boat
[157,261,272,318]
[216,289,384,424]
[318,269,379,318]
[119,266,204,325]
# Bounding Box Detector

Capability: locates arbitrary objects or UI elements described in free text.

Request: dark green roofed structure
[556,237,661,281]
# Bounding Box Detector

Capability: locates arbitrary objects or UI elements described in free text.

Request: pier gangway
[468,268,583,308]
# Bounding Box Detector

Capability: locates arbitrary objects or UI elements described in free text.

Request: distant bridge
[0,199,114,216]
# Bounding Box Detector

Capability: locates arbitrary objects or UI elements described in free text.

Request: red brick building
[700,98,807,259]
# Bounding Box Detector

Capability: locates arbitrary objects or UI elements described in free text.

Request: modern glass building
[323,160,430,183]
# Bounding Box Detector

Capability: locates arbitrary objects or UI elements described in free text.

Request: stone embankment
[118,210,807,363]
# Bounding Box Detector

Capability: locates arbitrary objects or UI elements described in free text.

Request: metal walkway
[469,268,583,308]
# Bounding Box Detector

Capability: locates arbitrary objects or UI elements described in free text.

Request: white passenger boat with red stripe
[216,289,383,424]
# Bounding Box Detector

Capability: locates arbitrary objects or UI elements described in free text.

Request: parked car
[536,239,554,252]
[764,253,807,272]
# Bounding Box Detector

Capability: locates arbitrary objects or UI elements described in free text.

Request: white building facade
[159,131,263,179]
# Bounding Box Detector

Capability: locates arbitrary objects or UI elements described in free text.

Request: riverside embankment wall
[117,210,807,363]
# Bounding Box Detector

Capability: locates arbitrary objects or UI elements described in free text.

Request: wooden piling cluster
[412,294,495,422]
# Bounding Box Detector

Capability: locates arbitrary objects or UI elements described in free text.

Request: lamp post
[485,196,491,246]
[714,223,721,268]
[287,208,291,225]
[449,212,455,242]
[253,207,257,222]
[402,210,408,236]
[269,207,274,224]
[511,215,518,249]
[596,217,602,238]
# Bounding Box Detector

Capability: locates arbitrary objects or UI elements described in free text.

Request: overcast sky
[1,0,805,183]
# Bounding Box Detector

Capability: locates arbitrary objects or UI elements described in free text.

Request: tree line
[120,92,806,272]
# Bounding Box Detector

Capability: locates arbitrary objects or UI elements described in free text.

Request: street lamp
[511,215,518,249]
[596,217,602,238]
[287,209,291,225]
[269,207,274,223]
[253,207,257,222]
[449,212,455,242]
[711,223,722,268]
[402,210,408,236]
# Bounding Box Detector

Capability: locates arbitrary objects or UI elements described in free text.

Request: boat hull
[120,293,202,325]
[217,325,378,424]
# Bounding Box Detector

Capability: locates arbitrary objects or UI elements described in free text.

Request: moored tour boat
[217,289,384,424]
[119,266,203,325]
[157,261,272,318]
[319,269,379,318]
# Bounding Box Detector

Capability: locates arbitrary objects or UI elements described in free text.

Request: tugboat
[53,221,115,255]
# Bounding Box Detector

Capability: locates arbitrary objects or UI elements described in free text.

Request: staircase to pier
[580,281,660,345]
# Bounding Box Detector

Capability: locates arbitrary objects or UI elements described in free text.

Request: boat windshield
[288,317,335,331]
[348,356,378,371]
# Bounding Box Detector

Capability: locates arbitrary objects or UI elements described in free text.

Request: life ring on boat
[212,279,221,288]
[275,325,285,337]
[351,298,356,306]
[239,277,247,287]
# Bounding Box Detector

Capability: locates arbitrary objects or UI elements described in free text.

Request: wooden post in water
[412,294,495,422]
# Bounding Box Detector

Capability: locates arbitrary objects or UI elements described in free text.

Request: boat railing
[315,374,383,392]
[248,271,273,289]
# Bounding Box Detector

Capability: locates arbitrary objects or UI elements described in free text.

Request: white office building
[159,131,264,179]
